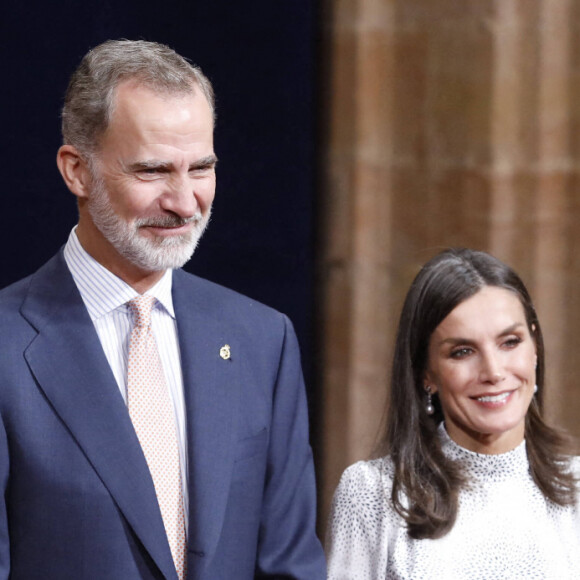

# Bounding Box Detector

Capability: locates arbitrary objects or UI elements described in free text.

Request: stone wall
[318,0,580,526]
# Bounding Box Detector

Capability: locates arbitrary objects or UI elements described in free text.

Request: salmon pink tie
[127,295,187,579]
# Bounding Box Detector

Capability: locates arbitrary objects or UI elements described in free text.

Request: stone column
[318,0,395,525]
[319,0,580,527]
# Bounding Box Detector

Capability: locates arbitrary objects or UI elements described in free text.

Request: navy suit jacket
[0,250,326,579]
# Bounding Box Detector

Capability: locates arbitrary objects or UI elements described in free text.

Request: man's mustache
[136,214,203,228]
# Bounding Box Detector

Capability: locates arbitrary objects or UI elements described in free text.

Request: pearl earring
[425,386,435,415]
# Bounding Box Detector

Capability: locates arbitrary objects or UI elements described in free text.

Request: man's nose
[161,174,198,217]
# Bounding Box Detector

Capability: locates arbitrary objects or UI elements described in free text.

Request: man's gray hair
[61,39,215,156]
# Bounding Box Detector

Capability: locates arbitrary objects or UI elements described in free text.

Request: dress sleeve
[325,460,390,580]
[572,456,580,503]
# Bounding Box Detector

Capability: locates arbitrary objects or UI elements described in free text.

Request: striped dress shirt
[63,228,189,526]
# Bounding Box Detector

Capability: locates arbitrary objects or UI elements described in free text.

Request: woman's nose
[480,353,504,384]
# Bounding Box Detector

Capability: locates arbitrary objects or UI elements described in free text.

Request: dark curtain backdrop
[1,3,318,414]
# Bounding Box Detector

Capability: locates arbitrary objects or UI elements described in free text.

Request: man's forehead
[92,81,214,165]
[105,80,215,135]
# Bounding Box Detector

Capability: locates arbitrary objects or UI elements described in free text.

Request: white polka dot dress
[326,424,580,579]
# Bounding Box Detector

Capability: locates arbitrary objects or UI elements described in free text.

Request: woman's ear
[423,372,438,394]
[56,145,93,200]
[531,323,538,357]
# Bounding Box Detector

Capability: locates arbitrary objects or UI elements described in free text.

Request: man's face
[82,81,216,276]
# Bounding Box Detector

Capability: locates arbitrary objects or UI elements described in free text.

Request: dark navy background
[0,3,319,409]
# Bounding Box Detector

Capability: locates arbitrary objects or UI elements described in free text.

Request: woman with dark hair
[326,248,580,579]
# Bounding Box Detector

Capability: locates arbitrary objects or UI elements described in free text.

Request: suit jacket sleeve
[0,418,9,579]
[255,314,326,579]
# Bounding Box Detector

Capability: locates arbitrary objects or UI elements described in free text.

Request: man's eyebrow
[189,155,218,170]
[125,160,171,172]
[124,156,218,172]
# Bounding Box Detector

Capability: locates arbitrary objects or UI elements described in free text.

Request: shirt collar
[63,227,175,321]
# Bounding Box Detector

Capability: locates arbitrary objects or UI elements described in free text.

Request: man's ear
[56,145,93,199]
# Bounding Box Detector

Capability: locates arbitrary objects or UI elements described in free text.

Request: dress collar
[438,422,529,482]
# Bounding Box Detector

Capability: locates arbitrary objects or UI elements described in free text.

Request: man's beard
[87,174,211,272]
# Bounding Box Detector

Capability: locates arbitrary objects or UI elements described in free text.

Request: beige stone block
[318,0,580,531]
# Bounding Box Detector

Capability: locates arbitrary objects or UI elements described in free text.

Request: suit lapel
[172,271,237,575]
[21,253,178,580]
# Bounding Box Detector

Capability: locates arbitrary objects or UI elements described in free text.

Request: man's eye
[136,168,163,179]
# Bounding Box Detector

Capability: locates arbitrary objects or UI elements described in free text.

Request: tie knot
[128,295,156,328]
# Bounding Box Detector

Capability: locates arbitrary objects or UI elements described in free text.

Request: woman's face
[424,286,537,454]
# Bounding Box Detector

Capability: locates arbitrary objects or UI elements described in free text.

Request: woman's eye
[450,347,472,359]
[503,336,522,349]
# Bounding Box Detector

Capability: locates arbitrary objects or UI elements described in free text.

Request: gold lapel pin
[220,344,231,360]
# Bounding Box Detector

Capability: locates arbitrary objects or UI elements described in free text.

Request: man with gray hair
[0,40,326,579]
